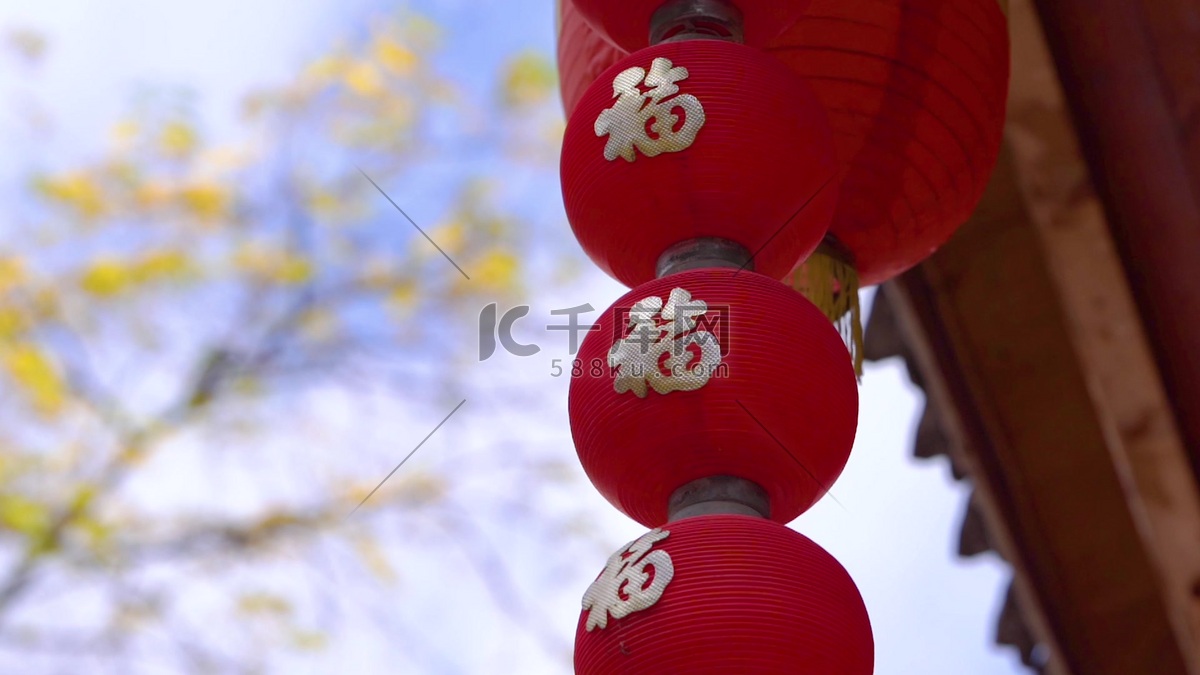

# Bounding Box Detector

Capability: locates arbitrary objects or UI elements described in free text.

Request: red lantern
[575,515,874,674]
[561,39,839,288]
[568,268,857,527]
[558,0,625,118]
[556,0,1009,285]
[571,0,812,53]
[774,0,1009,284]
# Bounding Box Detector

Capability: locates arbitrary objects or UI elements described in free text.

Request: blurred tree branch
[0,9,574,673]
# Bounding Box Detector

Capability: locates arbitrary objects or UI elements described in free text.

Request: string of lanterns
[555,0,1008,671]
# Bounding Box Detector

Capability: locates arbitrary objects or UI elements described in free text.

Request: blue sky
[0,1,1029,673]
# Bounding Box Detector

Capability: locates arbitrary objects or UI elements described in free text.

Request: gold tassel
[790,238,864,377]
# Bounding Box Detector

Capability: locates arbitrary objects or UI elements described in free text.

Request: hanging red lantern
[568,268,857,527]
[558,0,625,118]
[571,0,812,53]
[561,39,839,288]
[774,0,1009,285]
[575,515,874,674]
[556,0,1009,286]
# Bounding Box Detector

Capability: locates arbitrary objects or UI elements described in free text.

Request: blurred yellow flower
[238,593,293,616]
[502,52,556,107]
[373,37,417,76]
[392,471,446,506]
[425,219,465,256]
[135,250,192,281]
[472,249,519,289]
[159,121,197,157]
[0,493,49,536]
[5,28,46,64]
[0,257,26,295]
[0,306,27,340]
[111,119,140,146]
[305,54,346,82]
[352,535,397,583]
[79,258,131,297]
[386,280,418,307]
[291,630,329,651]
[344,61,384,96]
[79,251,193,297]
[35,173,106,218]
[3,342,66,414]
[306,190,340,214]
[179,183,230,219]
[233,245,313,285]
[274,257,314,285]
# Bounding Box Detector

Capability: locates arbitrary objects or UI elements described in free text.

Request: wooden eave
[866,0,1200,672]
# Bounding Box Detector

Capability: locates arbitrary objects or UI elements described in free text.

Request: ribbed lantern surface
[542,1,1007,671]
[574,515,875,674]
[558,0,1010,285]
[561,39,839,288]
[569,268,858,527]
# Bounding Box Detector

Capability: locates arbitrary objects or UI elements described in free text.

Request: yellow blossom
[373,37,417,76]
[3,342,66,414]
[179,183,229,219]
[135,250,192,281]
[0,257,26,295]
[306,190,340,214]
[472,249,519,289]
[291,630,329,651]
[0,306,27,340]
[35,173,106,218]
[159,121,197,156]
[305,55,346,82]
[344,61,384,96]
[425,220,465,256]
[111,119,140,146]
[79,258,132,297]
[387,281,418,307]
[502,52,556,107]
[238,593,293,616]
[273,257,313,285]
[0,494,49,536]
[234,245,313,285]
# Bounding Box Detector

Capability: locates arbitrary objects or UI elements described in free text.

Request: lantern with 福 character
[558,0,1010,369]
[568,267,858,528]
[561,37,839,288]
[574,515,874,674]
[553,0,1008,671]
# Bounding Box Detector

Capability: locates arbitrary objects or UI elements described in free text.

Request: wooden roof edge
[868,136,1200,674]
[861,3,1200,671]
[864,289,1044,671]
[1031,0,1200,476]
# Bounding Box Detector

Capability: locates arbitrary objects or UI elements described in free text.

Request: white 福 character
[594,57,706,162]
[608,287,722,397]
[581,528,674,631]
